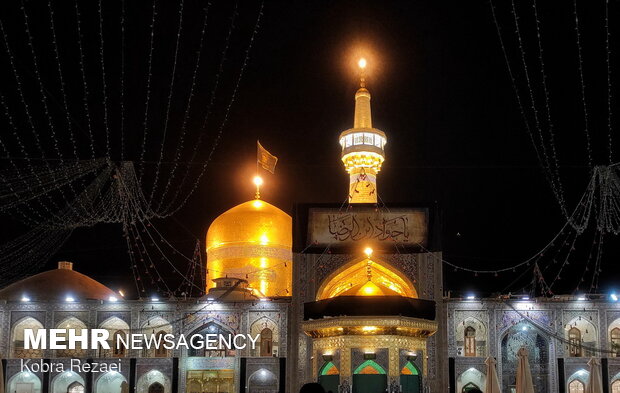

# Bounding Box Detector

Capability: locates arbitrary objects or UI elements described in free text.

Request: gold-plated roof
[206,199,292,297]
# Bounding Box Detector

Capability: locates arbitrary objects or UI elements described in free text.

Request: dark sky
[0,0,618,298]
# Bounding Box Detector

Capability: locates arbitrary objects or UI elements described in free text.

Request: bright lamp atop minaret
[358,58,367,69]
[253,176,263,186]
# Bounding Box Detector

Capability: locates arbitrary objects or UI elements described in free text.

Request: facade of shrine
[1,63,620,393]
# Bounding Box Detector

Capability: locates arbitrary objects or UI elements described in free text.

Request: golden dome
[206,199,292,297]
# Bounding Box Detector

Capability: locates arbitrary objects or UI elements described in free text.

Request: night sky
[0,0,618,298]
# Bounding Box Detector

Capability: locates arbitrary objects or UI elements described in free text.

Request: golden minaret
[339,58,387,203]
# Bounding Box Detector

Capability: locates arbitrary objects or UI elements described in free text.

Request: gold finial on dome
[253,175,263,199]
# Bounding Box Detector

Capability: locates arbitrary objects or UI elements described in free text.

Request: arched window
[569,379,585,393]
[68,381,85,393]
[113,330,126,357]
[260,328,273,357]
[154,331,168,357]
[569,327,582,357]
[12,317,45,358]
[611,328,620,357]
[148,382,164,393]
[612,380,620,393]
[464,326,476,357]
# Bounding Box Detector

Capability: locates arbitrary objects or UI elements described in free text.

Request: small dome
[206,199,292,297]
[0,262,116,301]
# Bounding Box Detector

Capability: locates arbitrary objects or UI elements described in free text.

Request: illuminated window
[569,379,585,393]
[464,326,476,357]
[113,330,126,357]
[611,328,620,357]
[155,331,168,357]
[374,136,382,148]
[260,328,273,357]
[345,135,353,147]
[354,133,364,145]
[569,327,582,357]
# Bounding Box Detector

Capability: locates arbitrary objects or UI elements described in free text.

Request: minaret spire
[354,58,372,129]
[338,58,387,204]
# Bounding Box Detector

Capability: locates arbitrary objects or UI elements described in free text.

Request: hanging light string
[489,0,545,183]
[0,18,67,224]
[489,0,620,224]
[0,93,52,225]
[157,1,239,215]
[509,0,566,215]
[155,3,211,213]
[588,230,604,293]
[97,0,111,158]
[124,222,147,296]
[605,0,614,164]
[425,164,620,277]
[160,1,264,217]
[0,0,264,224]
[47,0,78,160]
[148,0,186,205]
[572,228,600,294]
[73,0,95,159]
[573,0,593,168]
[119,0,125,161]
[137,0,158,181]
[531,0,565,211]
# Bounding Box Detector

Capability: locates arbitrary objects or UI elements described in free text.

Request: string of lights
[119,0,125,162]
[47,0,78,160]
[510,0,566,215]
[489,0,570,221]
[572,0,593,168]
[531,0,565,211]
[137,0,159,182]
[158,2,241,215]
[0,18,67,223]
[155,3,211,213]
[162,1,264,216]
[97,0,111,158]
[148,0,185,206]
[73,0,96,159]
[605,0,614,164]
[0,94,52,225]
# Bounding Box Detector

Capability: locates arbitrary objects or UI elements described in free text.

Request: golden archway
[316,257,417,300]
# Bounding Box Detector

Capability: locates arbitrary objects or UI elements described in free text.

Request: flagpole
[255,140,261,199]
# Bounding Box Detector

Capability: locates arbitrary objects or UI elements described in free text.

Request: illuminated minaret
[339,58,387,203]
